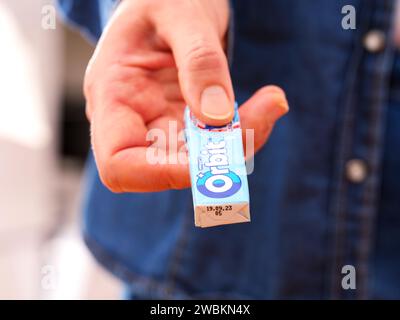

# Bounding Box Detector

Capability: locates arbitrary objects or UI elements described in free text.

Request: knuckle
[83,78,92,102]
[83,63,95,101]
[184,39,224,72]
[85,104,92,122]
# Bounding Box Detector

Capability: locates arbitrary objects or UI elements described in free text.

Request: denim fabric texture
[58,0,399,299]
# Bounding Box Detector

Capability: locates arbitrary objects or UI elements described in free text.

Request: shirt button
[363,30,386,53]
[345,159,368,183]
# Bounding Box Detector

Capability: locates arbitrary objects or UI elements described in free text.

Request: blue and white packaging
[184,105,250,228]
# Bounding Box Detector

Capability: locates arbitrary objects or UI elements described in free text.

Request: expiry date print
[206,205,233,216]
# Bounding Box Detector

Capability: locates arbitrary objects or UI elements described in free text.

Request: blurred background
[0,0,121,299]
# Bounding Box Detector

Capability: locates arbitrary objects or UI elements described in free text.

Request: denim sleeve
[56,0,118,43]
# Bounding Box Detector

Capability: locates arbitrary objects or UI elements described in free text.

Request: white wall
[0,0,121,299]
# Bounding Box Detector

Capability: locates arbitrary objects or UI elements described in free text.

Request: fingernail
[200,86,233,121]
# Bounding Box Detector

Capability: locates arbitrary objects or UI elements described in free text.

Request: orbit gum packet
[184,104,250,228]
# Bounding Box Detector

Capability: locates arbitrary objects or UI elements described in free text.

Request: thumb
[239,86,289,157]
[157,4,234,126]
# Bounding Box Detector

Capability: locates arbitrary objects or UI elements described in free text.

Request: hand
[84,0,289,192]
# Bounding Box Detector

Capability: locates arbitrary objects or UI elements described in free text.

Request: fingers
[154,1,234,126]
[91,99,190,193]
[239,86,289,157]
[98,146,190,193]
[91,84,288,193]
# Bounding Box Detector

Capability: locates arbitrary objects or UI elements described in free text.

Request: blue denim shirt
[58,0,399,299]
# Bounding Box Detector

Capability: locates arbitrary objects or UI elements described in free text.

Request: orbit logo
[196,140,242,198]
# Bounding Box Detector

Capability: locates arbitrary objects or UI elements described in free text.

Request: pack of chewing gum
[184,103,250,228]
